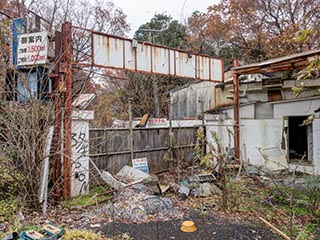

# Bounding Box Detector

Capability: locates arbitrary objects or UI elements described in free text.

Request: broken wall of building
[205,98,320,175]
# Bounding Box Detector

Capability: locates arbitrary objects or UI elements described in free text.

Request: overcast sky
[112,0,220,37]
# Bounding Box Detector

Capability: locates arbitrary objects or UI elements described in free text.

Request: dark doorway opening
[288,116,312,164]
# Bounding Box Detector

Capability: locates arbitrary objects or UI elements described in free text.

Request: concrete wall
[206,119,235,152]
[206,98,320,175]
[206,118,283,166]
[273,98,320,118]
[240,119,283,166]
[212,103,256,120]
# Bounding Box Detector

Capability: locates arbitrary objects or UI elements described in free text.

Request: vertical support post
[200,100,206,157]
[128,99,134,162]
[168,99,173,163]
[53,31,62,204]
[62,22,72,200]
[35,15,41,32]
[233,60,240,160]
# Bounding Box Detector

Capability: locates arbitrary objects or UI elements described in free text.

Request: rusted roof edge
[232,49,320,74]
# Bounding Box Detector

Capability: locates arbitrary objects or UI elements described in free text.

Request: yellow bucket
[180,220,197,233]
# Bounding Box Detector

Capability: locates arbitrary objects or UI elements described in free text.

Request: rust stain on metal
[209,58,212,81]
[62,22,73,200]
[103,37,110,62]
[233,59,240,161]
[221,59,225,82]
[92,32,224,81]
[53,30,62,204]
[150,45,153,73]
[168,48,171,74]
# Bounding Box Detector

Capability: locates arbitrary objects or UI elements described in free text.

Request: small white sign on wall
[132,157,149,174]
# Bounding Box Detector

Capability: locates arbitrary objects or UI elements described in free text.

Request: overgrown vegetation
[0,198,22,224]
[194,130,320,239]
[62,185,112,208]
[63,229,101,240]
[0,99,55,210]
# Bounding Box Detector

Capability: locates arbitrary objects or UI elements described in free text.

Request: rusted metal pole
[53,31,62,204]
[62,22,72,200]
[233,59,240,160]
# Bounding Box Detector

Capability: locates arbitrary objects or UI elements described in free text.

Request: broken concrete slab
[159,184,170,193]
[178,185,190,197]
[116,165,150,183]
[100,170,125,191]
[257,146,288,172]
[191,183,222,197]
[116,166,162,195]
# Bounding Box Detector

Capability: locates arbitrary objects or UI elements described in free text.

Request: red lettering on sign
[27,45,45,53]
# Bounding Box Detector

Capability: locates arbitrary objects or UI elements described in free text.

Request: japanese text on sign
[17,31,48,66]
[132,157,149,174]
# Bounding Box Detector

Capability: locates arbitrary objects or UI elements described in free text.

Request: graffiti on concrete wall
[71,121,90,197]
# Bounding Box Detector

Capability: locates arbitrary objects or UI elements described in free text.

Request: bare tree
[0,0,131,208]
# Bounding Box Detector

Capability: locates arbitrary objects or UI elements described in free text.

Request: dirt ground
[98,210,280,240]
[22,204,280,240]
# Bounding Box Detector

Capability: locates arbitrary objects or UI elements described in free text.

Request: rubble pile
[98,184,183,224]
[88,166,222,224]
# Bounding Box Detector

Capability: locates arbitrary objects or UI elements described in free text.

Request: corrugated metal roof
[232,49,320,74]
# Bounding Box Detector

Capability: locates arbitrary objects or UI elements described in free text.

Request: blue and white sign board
[132,157,149,174]
[17,31,49,66]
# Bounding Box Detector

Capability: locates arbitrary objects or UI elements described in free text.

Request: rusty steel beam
[62,22,72,200]
[233,59,240,160]
[53,31,62,204]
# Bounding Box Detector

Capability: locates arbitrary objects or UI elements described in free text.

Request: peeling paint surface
[92,33,223,81]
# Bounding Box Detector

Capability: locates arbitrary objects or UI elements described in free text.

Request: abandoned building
[169,50,320,175]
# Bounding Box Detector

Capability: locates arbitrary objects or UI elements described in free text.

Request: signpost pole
[62,22,72,200]
[233,59,240,161]
[53,31,62,204]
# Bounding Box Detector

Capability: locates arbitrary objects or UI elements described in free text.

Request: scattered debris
[116,166,161,195]
[178,185,190,197]
[89,158,124,191]
[93,184,182,224]
[90,223,101,228]
[191,182,222,197]
[1,232,19,240]
[159,184,170,193]
[3,223,66,240]
[257,146,288,172]
[196,174,216,183]
[0,223,7,232]
[116,165,150,183]
[259,217,290,240]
